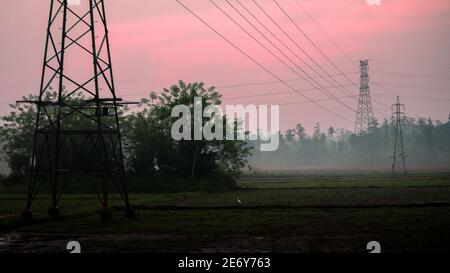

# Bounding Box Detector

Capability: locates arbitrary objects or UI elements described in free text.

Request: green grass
[0,173,449,253]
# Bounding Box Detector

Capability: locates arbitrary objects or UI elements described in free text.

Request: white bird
[237,197,242,205]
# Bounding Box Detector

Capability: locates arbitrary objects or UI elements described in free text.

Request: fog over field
[246,116,450,173]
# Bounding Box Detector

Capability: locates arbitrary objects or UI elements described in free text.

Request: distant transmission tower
[391,96,407,175]
[354,60,375,134]
[20,0,134,222]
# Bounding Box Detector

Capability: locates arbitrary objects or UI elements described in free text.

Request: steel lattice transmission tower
[391,96,407,175]
[354,60,375,134]
[20,0,134,222]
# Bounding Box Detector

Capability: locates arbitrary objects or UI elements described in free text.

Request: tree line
[0,81,250,189]
[1,81,449,190]
[248,115,450,172]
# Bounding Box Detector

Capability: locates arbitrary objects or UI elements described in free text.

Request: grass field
[0,172,449,253]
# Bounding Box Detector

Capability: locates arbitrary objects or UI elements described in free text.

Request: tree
[313,122,325,144]
[285,129,295,142]
[0,96,36,176]
[1,82,251,188]
[0,89,124,177]
[123,81,251,185]
[295,123,307,142]
[327,126,336,140]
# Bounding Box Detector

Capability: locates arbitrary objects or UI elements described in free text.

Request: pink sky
[1,0,450,132]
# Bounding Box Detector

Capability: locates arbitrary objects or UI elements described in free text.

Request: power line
[291,0,392,115]
[279,94,358,106]
[217,72,359,89]
[373,58,450,70]
[250,0,358,102]
[270,0,356,90]
[372,70,450,80]
[293,0,356,66]
[119,83,387,114]
[266,0,382,114]
[290,0,394,116]
[113,72,360,98]
[4,93,447,107]
[175,0,353,123]
[118,80,449,109]
[374,82,396,95]
[266,0,396,117]
[375,82,450,92]
[269,0,394,116]
[222,83,358,100]
[371,97,391,110]
[232,0,358,102]
[376,94,450,101]
[210,0,356,113]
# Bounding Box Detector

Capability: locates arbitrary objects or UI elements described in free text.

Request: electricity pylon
[20,0,134,222]
[391,96,407,175]
[355,60,375,135]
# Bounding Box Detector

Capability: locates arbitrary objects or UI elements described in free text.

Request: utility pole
[355,60,375,135]
[391,96,407,175]
[20,0,134,222]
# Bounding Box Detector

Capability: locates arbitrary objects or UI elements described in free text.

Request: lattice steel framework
[391,96,407,175]
[354,60,375,134]
[20,0,134,222]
